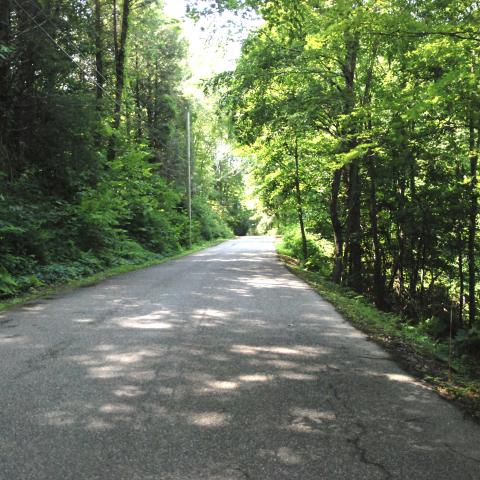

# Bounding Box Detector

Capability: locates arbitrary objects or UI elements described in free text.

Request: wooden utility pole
[186,107,192,248]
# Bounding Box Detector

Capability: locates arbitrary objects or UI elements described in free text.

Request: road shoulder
[278,253,480,423]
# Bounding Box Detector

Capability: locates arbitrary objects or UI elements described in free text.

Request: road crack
[346,421,394,479]
[444,443,480,465]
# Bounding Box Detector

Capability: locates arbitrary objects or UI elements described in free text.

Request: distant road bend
[1,236,480,479]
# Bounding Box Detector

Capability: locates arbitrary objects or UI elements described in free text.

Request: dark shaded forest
[0,0,250,298]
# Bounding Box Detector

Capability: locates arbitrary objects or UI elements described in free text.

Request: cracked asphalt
[1,236,480,479]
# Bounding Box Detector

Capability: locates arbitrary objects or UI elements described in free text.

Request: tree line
[0,0,249,297]
[205,0,480,349]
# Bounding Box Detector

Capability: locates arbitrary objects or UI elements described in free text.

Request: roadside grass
[278,252,480,422]
[0,238,230,313]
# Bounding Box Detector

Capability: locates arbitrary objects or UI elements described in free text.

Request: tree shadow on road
[1,238,480,479]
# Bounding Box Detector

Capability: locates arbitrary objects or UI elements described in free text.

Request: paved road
[1,237,480,480]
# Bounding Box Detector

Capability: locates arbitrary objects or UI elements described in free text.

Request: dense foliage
[0,0,250,298]
[207,0,480,352]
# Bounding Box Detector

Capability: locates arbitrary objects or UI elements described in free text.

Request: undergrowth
[0,237,230,313]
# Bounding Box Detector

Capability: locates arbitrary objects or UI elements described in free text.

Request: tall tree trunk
[342,30,362,291]
[293,135,308,261]
[134,53,142,140]
[367,153,385,309]
[0,0,10,101]
[107,0,131,161]
[455,162,465,325]
[419,223,427,318]
[459,247,465,325]
[346,159,362,291]
[152,56,160,152]
[94,0,104,102]
[92,0,104,153]
[468,118,478,326]
[113,0,118,59]
[363,42,382,304]
[330,168,344,283]
[397,175,406,299]
[409,160,419,304]
[0,0,11,174]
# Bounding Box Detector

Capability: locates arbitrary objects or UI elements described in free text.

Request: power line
[27,0,110,85]
[12,0,114,103]
[11,0,194,167]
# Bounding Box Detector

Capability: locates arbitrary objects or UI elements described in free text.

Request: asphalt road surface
[1,236,480,480]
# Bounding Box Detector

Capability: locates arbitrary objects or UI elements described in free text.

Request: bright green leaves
[214,0,480,331]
